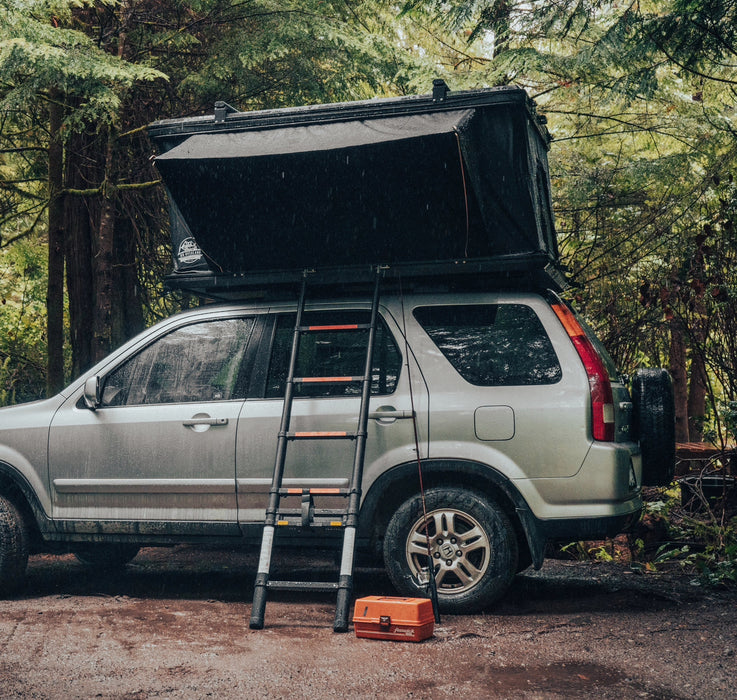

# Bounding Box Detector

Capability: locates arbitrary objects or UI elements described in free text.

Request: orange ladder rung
[281,487,347,496]
[294,376,361,384]
[288,430,355,440]
[299,323,369,332]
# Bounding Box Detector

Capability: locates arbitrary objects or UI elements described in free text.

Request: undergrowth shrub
[557,455,737,589]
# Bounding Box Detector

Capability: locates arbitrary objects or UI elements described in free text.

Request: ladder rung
[294,376,362,384]
[278,509,348,517]
[267,580,340,592]
[276,518,344,527]
[280,488,348,496]
[298,323,369,332]
[288,431,356,440]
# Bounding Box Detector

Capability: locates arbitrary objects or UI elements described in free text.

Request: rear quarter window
[413,304,562,386]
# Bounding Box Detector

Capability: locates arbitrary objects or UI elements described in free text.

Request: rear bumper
[534,507,642,543]
[514,440,642,520]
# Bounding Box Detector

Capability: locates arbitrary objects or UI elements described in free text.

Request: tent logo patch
[177,237,203,264]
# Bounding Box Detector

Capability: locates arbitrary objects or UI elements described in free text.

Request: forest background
[0,0,735,452]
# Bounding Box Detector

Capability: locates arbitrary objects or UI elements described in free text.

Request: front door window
[102,318,255,406]
[49,316,258,527]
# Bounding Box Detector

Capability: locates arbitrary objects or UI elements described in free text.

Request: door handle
[183,417,229,427]
[369,408,415,423]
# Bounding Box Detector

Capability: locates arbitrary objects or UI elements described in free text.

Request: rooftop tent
[150,85,559,284]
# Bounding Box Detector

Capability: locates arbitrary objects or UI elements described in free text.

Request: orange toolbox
[353,596,435,642]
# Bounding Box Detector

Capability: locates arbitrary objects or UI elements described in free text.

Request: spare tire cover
[631,368,676,486]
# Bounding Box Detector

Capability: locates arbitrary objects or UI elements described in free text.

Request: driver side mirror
[83,376,101,410]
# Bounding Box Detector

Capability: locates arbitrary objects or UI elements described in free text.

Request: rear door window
[265,310,401,398]
[413,304,561,386]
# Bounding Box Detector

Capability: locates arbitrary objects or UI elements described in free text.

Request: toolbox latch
[379,615,391,629]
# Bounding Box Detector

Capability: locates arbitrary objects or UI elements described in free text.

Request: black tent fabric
[152,92,557,276]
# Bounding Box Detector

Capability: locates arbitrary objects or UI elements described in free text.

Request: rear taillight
[552,303,615,442]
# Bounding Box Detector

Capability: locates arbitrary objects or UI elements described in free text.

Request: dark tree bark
[64,129,148,375]
[686,240,708,442]
[114,213,145,343]
[46,95,65,396]
[669,316,690,443]
[64,134,95,378]
[92,133,116,364]
[687,349,708,442]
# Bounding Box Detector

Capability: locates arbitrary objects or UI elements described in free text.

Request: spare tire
[631,368,676,486]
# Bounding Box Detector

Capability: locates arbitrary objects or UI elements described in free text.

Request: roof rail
[164,255,568,301]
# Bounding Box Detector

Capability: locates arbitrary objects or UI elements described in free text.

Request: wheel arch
[359,458,545,570]
[0,461,52,552]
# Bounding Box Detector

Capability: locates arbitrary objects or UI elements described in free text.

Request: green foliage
[634,481,737,587]
[0,0,167,131]
[558,477,737,589]
[659,519,737,588]
[163,0,449,110]
[645,0,737,80]
[0,236,57,403]
[720,402,737,443]
[559,540,622,563]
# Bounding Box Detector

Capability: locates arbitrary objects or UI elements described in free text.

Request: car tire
[383,487,518,614]
[632,368,676,486]
[0,494,29,597]
[74,544,140,569]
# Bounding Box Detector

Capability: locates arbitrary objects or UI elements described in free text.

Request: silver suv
[0,285,673,612]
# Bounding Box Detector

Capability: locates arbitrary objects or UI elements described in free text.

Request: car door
[48,315,260,532]
[235,305,429,524]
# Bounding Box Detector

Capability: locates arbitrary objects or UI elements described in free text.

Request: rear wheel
[74,544,140,569]
[0,495,29,597]
[383,487,518,614]
[632,368,676,486]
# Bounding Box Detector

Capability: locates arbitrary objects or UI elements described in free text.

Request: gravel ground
[0,546,735,699]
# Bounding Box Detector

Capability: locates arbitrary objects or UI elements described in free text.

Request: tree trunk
[92,133,116,364]
[64,133,95,377]
[46,94,65,396]
[669,316,690,443]
[687,349,708,442]
[115,214,145,343]
[686,242,708,442]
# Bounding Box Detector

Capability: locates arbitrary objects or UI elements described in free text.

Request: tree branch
[64,179,161,196]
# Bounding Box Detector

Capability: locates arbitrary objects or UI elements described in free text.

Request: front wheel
[383,487,518,614]
[0,494,29,597]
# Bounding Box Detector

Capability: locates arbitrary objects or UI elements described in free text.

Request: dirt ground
[0,546,735,699]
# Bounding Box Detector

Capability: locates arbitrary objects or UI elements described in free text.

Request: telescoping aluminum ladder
[249,267,383,632]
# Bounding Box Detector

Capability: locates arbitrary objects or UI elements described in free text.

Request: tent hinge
[432,79,450,102]
[214,101,238,123]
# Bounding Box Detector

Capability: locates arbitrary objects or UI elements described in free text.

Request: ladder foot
[250,577,269,629]
[333,580,353,633]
